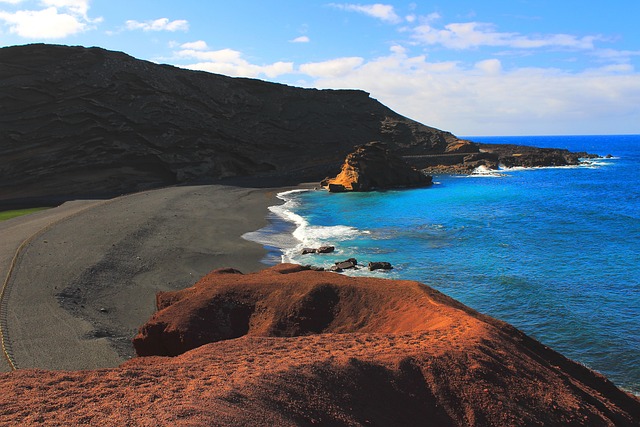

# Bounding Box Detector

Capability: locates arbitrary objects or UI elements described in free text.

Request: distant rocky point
[321,141,433,192]
[409,144,601,174]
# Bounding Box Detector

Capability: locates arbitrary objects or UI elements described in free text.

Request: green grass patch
[0,207,50,221]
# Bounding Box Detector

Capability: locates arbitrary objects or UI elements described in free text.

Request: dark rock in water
[479,144,601,169]
[335,262,354,270]
[325,183,347,193]
[368,261,393,271]
[316,246,335,254]
[323,141,433,192]
[302,246,335,255]
[334,258,358,270]
[417,145,602,175]
[0,44,473,204]
[606,154,613,158]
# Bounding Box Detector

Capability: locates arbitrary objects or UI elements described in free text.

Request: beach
[0,184,285,371]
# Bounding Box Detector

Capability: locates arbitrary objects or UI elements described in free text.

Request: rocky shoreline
[408,144,604,175]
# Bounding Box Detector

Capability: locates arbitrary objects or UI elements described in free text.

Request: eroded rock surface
[1,264,639,425]
[322,141,433,192]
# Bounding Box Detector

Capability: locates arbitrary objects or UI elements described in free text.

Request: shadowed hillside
[0,43,475,203]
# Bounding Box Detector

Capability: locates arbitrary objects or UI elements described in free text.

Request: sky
[1,1,639,136]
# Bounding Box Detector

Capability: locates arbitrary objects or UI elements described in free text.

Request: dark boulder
[317,246,335,254]
[368,262,393,271]
[302,246,335,255]
[334,258,358,270]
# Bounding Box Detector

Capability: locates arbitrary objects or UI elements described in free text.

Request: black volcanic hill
[0,43,476,203]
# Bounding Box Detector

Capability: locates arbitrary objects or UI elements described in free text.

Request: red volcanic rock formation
[321,141,433,192]
[1,264,639,426]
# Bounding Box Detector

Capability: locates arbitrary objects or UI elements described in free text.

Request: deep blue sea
[244,134,640,395]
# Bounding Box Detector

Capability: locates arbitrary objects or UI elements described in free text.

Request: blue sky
[1,1,639,136]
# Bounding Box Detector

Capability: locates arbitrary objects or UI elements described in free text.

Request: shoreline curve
[0,184,285,371]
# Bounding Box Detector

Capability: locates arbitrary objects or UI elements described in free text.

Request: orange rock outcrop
[322,141,433,192]
[1,264,639,426]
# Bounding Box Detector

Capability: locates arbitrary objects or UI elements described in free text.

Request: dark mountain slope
[0,44,475,203]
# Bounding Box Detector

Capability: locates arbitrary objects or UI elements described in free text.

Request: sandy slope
[0,199,109,372]
[0,185,280,371]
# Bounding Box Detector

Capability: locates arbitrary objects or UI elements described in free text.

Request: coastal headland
[0,43,631,425]
[0,43,596,209]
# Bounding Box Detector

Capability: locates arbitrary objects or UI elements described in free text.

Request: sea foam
[244,189,363,263]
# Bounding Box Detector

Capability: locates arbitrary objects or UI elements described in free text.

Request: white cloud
[290,35,310,43]
[298,47,640,135]
[591,64,634,73]
[593,48,640,64]
[176,46,294,78]
[474,58,501,74]
[299,57,364,77]
[126,18,189,32]
[0,0,99,38]
[422,12,441,23]
[180,40,208,50]
[0,6,87,38]
[412,21,600,50]
[41,0,89,17]
[330,3,401,24]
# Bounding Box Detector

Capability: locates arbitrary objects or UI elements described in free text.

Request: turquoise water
[244,135,640,394]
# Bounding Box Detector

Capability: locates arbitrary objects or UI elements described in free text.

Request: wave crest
[244,189,364,263]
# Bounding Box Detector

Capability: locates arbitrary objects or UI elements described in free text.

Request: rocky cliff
[321,141,433,192]
[2,264,637,426]
[0,43,475,204]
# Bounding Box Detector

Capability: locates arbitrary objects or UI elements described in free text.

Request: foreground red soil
[1,264,638,426]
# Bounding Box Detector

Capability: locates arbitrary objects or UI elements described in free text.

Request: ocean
[243,134,640,395]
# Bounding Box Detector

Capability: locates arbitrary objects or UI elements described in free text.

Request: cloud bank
[301,46,640,135]
[0,0,99,38]
[175,43,294,78]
